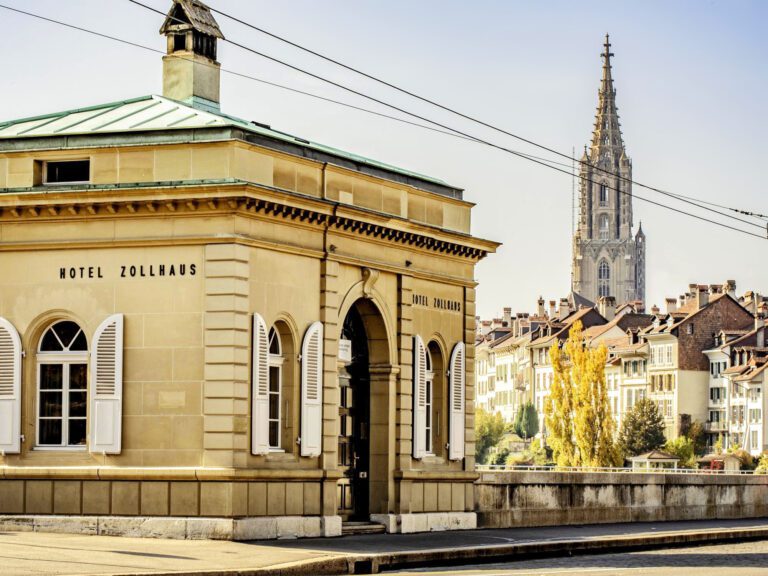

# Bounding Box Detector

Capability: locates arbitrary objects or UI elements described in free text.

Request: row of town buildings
[476,282,768,456]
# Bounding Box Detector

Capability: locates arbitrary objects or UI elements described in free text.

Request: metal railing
[476,464,758,475]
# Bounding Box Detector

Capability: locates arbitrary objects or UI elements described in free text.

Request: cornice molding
[0,186,492,261]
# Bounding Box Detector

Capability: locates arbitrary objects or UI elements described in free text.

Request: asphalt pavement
[393,539,768,575]
[1,518,768,575]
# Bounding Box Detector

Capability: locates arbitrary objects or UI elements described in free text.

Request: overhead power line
[205,1,768,225]
[1,2,765,240]
[0,3,570,171]
[124,0,768,238]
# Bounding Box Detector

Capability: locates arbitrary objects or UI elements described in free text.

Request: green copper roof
[0,95,451,189]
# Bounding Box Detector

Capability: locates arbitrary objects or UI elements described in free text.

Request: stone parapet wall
[0,469,326,519]
[476,471,768,528]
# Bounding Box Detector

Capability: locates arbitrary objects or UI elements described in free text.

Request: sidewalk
[1,519,768,576]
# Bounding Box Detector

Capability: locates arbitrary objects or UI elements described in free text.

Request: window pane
[69,391,87,417]
[70,364,87,390]
[269,392,279,420]
[268,421,279,448]
[53,322,81,350]
[40,392,63,417]
[40,330,63,352]
[70,331,88,351]
[268,328,280,355]
[68,419,86,446]
[46,160,90,184]
[269,366,280,393]
[39,419,62,445]
[40,365,63,389]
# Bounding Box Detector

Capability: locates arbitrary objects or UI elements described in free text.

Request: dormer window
[43,160,90,185]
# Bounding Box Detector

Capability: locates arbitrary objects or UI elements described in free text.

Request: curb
[111,526,768,576]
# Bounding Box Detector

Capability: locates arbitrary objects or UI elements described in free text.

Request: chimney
[665,297,677,314]
[549,300,557,320]
[709,284,723,296]
[697,285,709,309]
[559,298,570,320]
[502,307,512,327]
[161,0,225,111]
[651,304,660,315]
[537,296,545,318]
[725,279,737,298]
[597,296,616,320]
[756,315,766,348]
[679,294,687,308]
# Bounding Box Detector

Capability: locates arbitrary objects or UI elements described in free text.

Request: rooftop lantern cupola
[160,0,224,112]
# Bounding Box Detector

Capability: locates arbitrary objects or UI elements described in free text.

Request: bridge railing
[476,464,758,475]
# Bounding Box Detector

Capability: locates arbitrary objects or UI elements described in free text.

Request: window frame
[598,260,611,297]
[267,327,284,451]
[599,184,608,207]
[598,214,610,240]
[41,159,91,186]
[424,348,434,455]
[35,321,89,451]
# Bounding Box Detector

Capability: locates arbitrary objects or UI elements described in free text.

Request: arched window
[599,214,610,240]
[424,346,434,454]
[268,327,284,449]
[598,260,611,298]
[37,321,88,448]
[599,184,608,207]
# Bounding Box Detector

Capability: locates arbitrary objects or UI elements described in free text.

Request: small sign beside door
[339,339,352,363]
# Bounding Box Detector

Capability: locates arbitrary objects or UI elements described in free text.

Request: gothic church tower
[572,35,645,305]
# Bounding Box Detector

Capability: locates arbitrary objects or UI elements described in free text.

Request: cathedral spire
[590,34,624,160]
[573,35,644,306]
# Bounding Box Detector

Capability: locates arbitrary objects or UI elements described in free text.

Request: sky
[1,0,766,319]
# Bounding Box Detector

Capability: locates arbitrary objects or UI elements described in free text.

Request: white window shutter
[0,318,22,455]
[412,335,427,459]
[251,313,270,455]
[449,341,466,461]
[89,314,124,455]
[300,321,323,457]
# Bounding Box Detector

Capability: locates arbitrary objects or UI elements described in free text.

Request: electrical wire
[0,3,570,171]
[126,0,767,233]
[205,0,768,224]
[1,2,765,240]
[124,0,768,238]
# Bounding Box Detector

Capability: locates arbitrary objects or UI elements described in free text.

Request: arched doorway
[337,298,391,521]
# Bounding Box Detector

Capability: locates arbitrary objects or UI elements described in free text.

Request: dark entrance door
[337,306,370,521]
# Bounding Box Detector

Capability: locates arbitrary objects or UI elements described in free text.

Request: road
[0,519,767,575]
[394,540,768,575]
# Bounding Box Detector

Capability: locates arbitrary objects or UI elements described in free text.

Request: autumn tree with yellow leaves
[544,320,621,467]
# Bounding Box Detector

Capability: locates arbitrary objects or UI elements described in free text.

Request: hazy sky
[2,1,766,318]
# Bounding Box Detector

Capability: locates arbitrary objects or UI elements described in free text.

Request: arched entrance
[337,298,391,521]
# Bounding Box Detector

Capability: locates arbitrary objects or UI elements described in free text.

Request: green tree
[475,408,506,464]
[618,398,666,457]
[512,404,525,438]
[664,436,696,468]
[545,338,576,466]
[519,402,539,440]
[679,414,707,456]
[755,454,768,474]
[545,321,620,467]
[728,447,755,470]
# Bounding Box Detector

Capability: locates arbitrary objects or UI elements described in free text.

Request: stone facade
[0,1,498,539]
